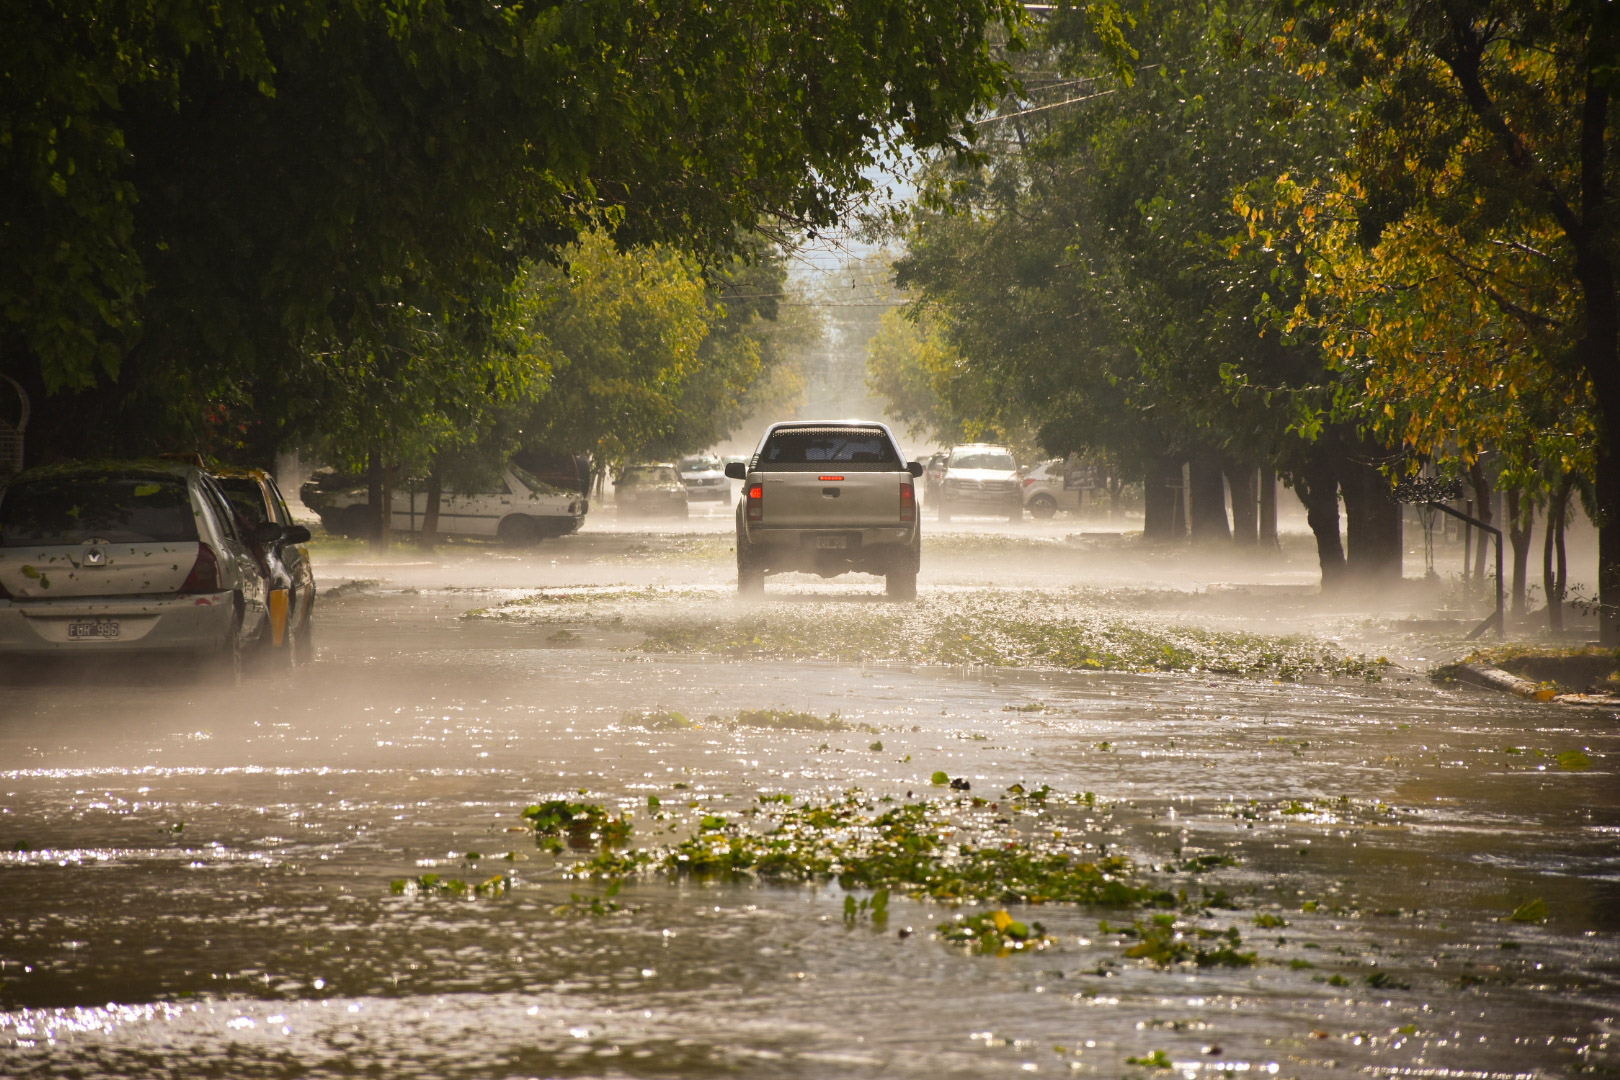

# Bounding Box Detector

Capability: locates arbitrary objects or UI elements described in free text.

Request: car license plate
[816,535,848,550]
[68,619,120,640]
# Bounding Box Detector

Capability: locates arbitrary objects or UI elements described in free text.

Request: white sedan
[0,461,271,670]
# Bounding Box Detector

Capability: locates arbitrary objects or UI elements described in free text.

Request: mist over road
[3,516,1616,1078]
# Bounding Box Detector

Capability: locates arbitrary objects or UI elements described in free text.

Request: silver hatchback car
[0,461,271,670]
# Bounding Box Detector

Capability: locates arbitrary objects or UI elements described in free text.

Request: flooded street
[3,514,1617,1078]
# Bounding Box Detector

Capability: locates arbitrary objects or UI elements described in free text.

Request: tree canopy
[1,0,1023,465]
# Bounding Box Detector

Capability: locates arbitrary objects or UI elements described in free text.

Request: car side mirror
[283,525,312,545]
[907,461,925,478]
[724,462,748,480]
[249,521,286,546]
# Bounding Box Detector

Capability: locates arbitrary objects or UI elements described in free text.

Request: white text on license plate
[816,536,847,550]
[68,620,120,640]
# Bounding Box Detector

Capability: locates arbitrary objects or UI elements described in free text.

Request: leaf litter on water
[466,586,1387,679]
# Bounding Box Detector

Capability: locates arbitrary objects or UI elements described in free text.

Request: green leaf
[1507,898,1548,923]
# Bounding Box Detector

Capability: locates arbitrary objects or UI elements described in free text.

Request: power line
[975,88,1117,124]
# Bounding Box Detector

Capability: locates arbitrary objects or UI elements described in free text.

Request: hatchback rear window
[0,476,199,546]
[757,428,900,470]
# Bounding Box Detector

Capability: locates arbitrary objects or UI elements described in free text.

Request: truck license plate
[68,619,120,640]
[815,536,848,550]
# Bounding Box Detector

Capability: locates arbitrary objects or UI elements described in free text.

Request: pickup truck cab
[727,421,923,599]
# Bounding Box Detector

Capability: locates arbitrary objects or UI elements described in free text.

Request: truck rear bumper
[741,525,920,577]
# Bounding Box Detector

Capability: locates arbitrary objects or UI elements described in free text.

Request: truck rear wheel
[885,566,917,600]
[737,541,765,597]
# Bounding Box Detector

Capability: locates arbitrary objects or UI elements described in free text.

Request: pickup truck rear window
[757,427,901,471]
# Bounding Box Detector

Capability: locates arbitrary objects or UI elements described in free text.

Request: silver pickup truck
[725,421,923,599]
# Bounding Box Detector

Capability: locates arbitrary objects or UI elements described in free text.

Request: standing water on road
[2,523,1616,1078]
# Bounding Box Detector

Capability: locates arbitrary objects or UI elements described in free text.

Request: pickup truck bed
[729,421,922,599]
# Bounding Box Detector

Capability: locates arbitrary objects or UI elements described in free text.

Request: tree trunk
[1292,456,1346,589]
[1340,457,1403,582]
[1598,450,1620,643]
[418,458,444,551]
[1468,461,1493,583]
[1258,466,1278,548]
[1545,475,1572,632]
[1506,487,1534,616]
[1556,488,1569,626]
[1108,473,1122,519]
[1227,464,1258,547]
[366,443,390,552]
[1142,457,1185,542]
[1188,455,1231,542]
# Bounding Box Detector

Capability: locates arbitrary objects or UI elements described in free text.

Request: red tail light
[900,481,916,523]
[746,484,764,523]
[1022,477,1037,487]
[178,543,221,593]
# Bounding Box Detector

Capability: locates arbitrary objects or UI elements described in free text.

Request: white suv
[936,444,1021,522]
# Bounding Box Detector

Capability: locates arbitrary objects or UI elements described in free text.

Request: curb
[1447,663,1619,707]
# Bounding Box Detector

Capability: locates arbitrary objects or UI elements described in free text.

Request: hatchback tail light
[178,543,222,594]
[746,483,764,523]
[1022,477,1037,487]
[900,481,916,523]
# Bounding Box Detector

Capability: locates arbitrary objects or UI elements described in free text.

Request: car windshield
[951,450,1016,471]
[679,457,719,473]
[215,477,271,524]
[0,475,199,546]
[507,463,569,497]
[758,428,899,468]
[622,467,677,486]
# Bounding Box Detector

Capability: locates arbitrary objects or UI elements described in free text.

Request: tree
[896,0,1405,575]
[1266,0,1619,634]
[1,0,1025,468]
[513,232,711,467]
[866,306,1009,444]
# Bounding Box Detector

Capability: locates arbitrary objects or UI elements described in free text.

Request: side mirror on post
[907,461,925,478]
[282,525,312,545]
[724,462,748,480]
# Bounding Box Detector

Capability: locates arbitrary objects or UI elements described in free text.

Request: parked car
[213,467,315,664]
[616,464,689,517]
[677,455,730,502]
[0,460,271,673]
[936,444,1021,522]
[728,420,923,598]
[302,463,587,545]
[1019,459,1082,519]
